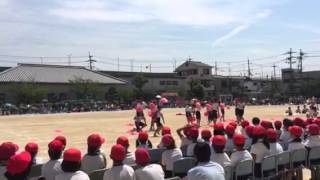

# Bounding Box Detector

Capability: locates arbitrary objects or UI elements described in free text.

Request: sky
[0,0,320,76]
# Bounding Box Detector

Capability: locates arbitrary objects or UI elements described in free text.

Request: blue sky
[0,0,319,76]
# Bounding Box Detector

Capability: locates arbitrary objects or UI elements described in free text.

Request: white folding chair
[224,165,233,180]
[261,155,277,179]
[290,148,307,169]
[172,157,196,177]
[88,168,107,180]
[148,148,166,163]
[234,159,254,180]
[308,146,320,180]
[28,164,43,179]
[165,177,181,180]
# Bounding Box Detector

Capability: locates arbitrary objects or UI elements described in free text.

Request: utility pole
[68,54,72,65]
[286,48,296,70]
[285,48,296,95]
[297,49,304,73]
[272,64,277,79]
[214,61,218,75]
[87,52,96,70]
[247,58,252,78]
[117,57,120,71]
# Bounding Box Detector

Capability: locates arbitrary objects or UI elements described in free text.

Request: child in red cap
[156,126,171,148]
[25,142,43,165]
[153,108,165,137]
[201,129,212,145]
[230,134,252,167]
[186,127,199,157]
[55,148,89,180]
[5,151,32,180]
[240,120,250,136]
[210,135,231,167]
[224,124,236,155]
[0,142,19,180]
[176,125,193,147]
[266,129,283,156]
[304,124,320,148]
[116,136,135,166]
[81,133,107,173]
[274,120,282,139]
[136,132,153,149]
[54,136,67,149]
[134,148,164,180]
[244,125,254,150]
[103,144,134,180]
[288,125,305,152]
[135,102,147,132]
[279,118,293,151]
[41,140,64,180]
[213,123,225,136]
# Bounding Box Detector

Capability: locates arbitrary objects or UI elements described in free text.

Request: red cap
[214,123,224,131]
[25,143,38,155]
[87,134,105,148]
[274,120,282,129]
[201,129,212,138]
[6,151,31,176]
[63,148,82,163]
[241,120,250,128]
[162,134,174,146]
[289,125,303,137]
[189,127,199,138]
[54,136,67,146]
[266,129,277,140]
[161,126,171,135]
[116,136,129,147]
[110,144,126,161]
[260,121,269,129]
[0,142,19,161]
[245,125,254,136]
[48,140,64,152]
[252,125,266,137]
[135,148,150,166]
[212,135,227,146]
[138,132,149,141]
[293,117,305,127]
[225,124,236,136]
[233,134,246,146]
[306,118,314,125]
[229,122,237,128]
[314,119,320,127]
[308,124,319,135]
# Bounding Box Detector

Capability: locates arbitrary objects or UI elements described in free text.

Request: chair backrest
[235,159,253,178]
[308,146,320,165]
[88,168,107,180]
[165,177,181,180]
[28,164,43,178]
[261,155,276,176]
[290,148,307,166]
[148,148,166,163]
[172,157,196,176]
[277,151,290,167]
[224,165,233,180]
[180,145,188,157]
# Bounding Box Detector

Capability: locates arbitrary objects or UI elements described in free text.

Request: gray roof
[0,64,126,84]
[100,70,186,79]
[175,60,212,71]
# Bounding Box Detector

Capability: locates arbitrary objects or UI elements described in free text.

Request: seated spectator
[252,117,260,126]
[136,132,153,149]
[240,120,250,136]
[230,134,253,166]
[288,125,305,151]
[41,140,64,180]
[81,133,107,173]
[117,136,135,166]
[211,135,231,167]
[213,123,225,136]
[224,124,236,154]
[25,142,43,164]
[103,144,135,180]
[0,142,19,180]
[54,136,67,149]
[186,127,199,157]
[266,129,283,156]
[161,134,183,178]
[134,148,164,180]
[286,107,293,116]
[244,125,254,150]
[304,124,320,149]
[176,125,193,147]
[157,126,171,148]
[279,118,293,150]
[5,151,32,180]
[187,142,225,180]
[274,120,282,139]
[55,148,89,180]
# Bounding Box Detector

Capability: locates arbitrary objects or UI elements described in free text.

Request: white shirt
[0,166,6,180]
[134,164,164,180]
[230,150,253,166]
[81,153,106,173]
[225,138,235,153]
[250,142,270,163]
[187,143,197,157]
[304,135,320,148]
[55,171,90,180]
[269,142,283,156]
[187,161,225,180]
[123,152,136,166]
[210,152,231,167]
[161,148,183,171]
[288,142,305,151]
[103,164,135,180]
[180,137,192,147]
[244,138,252,150]
[41,159,62,180]
[279,129,291,150]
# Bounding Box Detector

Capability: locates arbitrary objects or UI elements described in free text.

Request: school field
[0,105,311,179]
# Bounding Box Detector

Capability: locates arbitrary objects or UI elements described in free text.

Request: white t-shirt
[41,159,62,180]
[230,150,253,166]
[161,148,183,171]
[279,129,291,150]
[0,166,6,180]
[212,103,219,111]
[250,142,270,163]
[123,152,136,166]
[103,165,135,180]
[134,164,164,180]
[210,152,231,167]
[304,135,320,148]
[81,153,106,173]
[55,171,90,180]
[225,138,235,153]
[180,137,192,147]
[186,143,197,157]
[187,161,225,180]
[269,142,283,156]
[244,138,252,150]
[288,142,305,151]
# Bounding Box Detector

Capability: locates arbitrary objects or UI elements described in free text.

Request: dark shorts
[155,118,163,128]
[196,111,201,120]
[136,111,144,117]
[221,109,225,115]
[235,108,244,117]
[186,112,192,118]
[208,111,217,120]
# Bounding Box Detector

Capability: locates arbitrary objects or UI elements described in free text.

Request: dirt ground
[0,105,311,179]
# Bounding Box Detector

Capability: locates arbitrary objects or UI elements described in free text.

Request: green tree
[9,81,47,104]
[132,73,148,98]
[69,77,99,100]
[187,79,204,100]
[105,87,119,102]
[118,89,134,104]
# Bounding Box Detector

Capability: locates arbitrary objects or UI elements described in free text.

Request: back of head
[283,118,293,129]
[194,142,211,163]
[5,151,32,180]
[48,140,64,160]
[62,148,82,172]
[252,117,260,125]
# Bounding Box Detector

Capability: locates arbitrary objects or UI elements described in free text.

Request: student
[240,120,250,136]
[134,148,164,180]
[41,140,64,180]
[81,134,107,173]
[103,144,135,180]
[304,124,320,149]
[186,127,199,157]
[134,113,147,132]
[157,126,171,148]
[176,125,193,147]
[288,125,305,151]
[201,129,212,145]
[116,136,136,166]
[136,131,153,149]
[25,142,43,165]
[154,108,165,137]
[266,129,283,156]
[252,117,260,126]
[286,107,293,116]
[195,101,202,126]
[235,98,245,124]
[161,135,183,178]
[211,99,220,124]
[219,101,225,122]
[211,135,231,167]
[185,104,193,124]
[244,125,254,150]
[54,136,67,149]
[230,134,253,166]
[5,151,32,180]
[224,124,236,154]
[0,142,19,180]
[55,148,90,180]
[250,125,270,178]
[274,120,282,139]
[213,123,225,136]
[279,118,293,150]
[302,104,308,114]
[187,142,225,180]
[296,106,301,114]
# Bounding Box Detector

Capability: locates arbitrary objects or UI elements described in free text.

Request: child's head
[61,148,82,172]
[138,132,149,144]
[48,140,64,160]
[201,129,212,142]
[87,134,105,154]
[252,117,260,126]
[266,129,277,143]
[110,144,126,164]
[162,135,176,149]
[274,120,282,130]
[289,125,303,140]
[211,135,226,153]
[25,143,38,159]
[283,118,293,130]
[117,136,129,150]
[225,125,236,139]
[233,134,246,150]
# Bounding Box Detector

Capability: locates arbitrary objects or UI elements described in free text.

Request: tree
[132,74,148,98]
[105,87,119,102]
[69,77,99,100]
[118,89,134,104]
[187,79,204,100]
[9,81,47,104]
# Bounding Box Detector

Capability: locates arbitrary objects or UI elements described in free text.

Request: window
[203,69,210,75]
[159,80,178,86]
